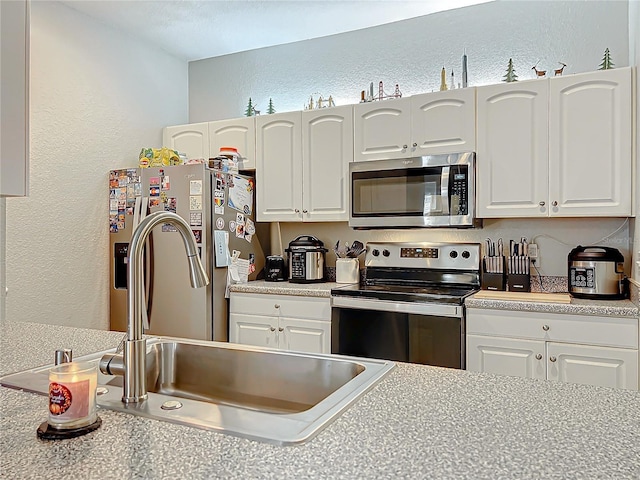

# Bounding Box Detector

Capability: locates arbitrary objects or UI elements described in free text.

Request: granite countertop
[229,279,341,297]
[2,320,640,479]
[466,293,639,318]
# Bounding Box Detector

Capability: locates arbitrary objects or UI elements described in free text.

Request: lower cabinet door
[547,342,638,390]
[467,334,546,380]
[229,313,277,349]
[279,317,331,354]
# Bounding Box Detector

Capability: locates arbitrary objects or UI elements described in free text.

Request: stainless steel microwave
[349,152,479,229]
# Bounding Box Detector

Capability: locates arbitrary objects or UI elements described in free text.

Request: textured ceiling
[60,0,493,61]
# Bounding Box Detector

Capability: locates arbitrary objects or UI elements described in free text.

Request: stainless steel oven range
[331,242,480,369]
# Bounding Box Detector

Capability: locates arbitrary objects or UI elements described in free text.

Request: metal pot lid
[286,235,328,252]
[568,245,624,262]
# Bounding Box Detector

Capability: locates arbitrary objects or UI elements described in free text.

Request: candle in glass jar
[48,362,97,429]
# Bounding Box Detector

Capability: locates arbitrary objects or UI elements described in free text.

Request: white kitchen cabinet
[1,0,29,197]
[548,68,632,217]
[208,116,256,170]
[410,88,476,156]
[229,292,331,354]
[467,308,638,390]
[353,89,476,162]
[477,80,549,217]
[477,67,632,218]
[353,97,411,161]
[256,111,303,222]
[467,335,546,380]
[301,106,352,222]
[256,107,352,222]
[162,122,209,160]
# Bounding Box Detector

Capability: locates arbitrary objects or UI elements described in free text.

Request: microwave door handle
[441,166,450,215]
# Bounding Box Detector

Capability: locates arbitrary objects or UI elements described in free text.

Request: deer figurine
[531,62,546,78]
[554,62,567,76]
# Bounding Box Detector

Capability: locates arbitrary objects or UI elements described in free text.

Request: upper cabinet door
[1,0,29,197]
[353,97,411,161]
[208,117,256,170]
[477,80,549,218]
[548,68,632,217]
[411,88,476,156]
[302,106,353,222]
[162,122,209,161]
[256,111,303,222]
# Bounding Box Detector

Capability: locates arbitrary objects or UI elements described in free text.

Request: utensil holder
[336,258,359,284]
[507,274,531,292]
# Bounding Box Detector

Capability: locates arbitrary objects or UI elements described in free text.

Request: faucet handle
[54,349,73,366]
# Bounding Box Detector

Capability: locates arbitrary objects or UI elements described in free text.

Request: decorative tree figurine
[267,98,276,114]
[244,98,255,117]
[502,58,518,82]
[599,48,614,70]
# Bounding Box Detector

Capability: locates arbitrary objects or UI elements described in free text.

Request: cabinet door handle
[552,201,558,207]
[270,327,276,332]
[542,325,550,331]
[402,145,408,149]
[539,201,546,206]
[535,353,543,360]
[549,356,557,362]
[412,142,418,147]
[274,304,280,309]
[302,209,308,214]
[278,327,284,332]
[294,209,300,213]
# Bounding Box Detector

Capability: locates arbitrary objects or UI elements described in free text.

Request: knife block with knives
[482,237,531,292]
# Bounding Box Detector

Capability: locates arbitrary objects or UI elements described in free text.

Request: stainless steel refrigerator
[109,163,265,341]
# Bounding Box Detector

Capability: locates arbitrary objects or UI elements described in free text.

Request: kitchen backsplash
[273,217,632,279]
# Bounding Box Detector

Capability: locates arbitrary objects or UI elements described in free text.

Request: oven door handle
[331,296,461,318]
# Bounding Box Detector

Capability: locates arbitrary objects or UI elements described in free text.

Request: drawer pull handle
[549,356,557,363]
[539,201,545,206]
[542,325,550,331]
[278,327,284,332]
[270,327,276,332]
[274,304,280,309]
[535,353,543,360]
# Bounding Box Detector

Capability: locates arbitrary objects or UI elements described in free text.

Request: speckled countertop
[466,294,639,318]
[230,280,341,297]
[2,321,640,479]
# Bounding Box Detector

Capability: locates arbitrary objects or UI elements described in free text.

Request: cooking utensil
[348,240,365,258]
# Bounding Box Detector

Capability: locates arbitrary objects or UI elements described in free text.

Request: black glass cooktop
[331,283,479,305]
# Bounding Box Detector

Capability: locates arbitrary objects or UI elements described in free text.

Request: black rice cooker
[568,246,628,299]
[285,235,327,283]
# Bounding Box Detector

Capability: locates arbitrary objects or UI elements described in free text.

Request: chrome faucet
[100,211,209,403]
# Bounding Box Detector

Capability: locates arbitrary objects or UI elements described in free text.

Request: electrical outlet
[529,243,539,270]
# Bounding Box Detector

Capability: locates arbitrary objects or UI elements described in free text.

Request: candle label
[49,380,89,419]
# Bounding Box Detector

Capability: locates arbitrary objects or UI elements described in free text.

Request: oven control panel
[400,247,438,259]
[366,242,480,271]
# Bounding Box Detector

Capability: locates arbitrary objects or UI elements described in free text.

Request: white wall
[189,0,632,277]
[3,1,188,328]
[189,0,629,121]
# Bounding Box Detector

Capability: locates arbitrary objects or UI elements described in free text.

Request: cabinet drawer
[230,292,331,321]
[467,308,638,349]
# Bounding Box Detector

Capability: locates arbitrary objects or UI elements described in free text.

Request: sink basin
[0,337,394,444]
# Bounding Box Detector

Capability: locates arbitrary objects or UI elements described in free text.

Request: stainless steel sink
[0,337,394,444]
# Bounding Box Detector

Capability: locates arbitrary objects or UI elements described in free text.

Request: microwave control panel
[450,171,467,215]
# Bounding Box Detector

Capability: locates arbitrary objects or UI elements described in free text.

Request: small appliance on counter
[285,235,327,283]
[264,255,286,282]
[568,246,628,299]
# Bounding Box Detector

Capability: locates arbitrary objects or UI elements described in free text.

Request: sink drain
[161,400,183,411]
